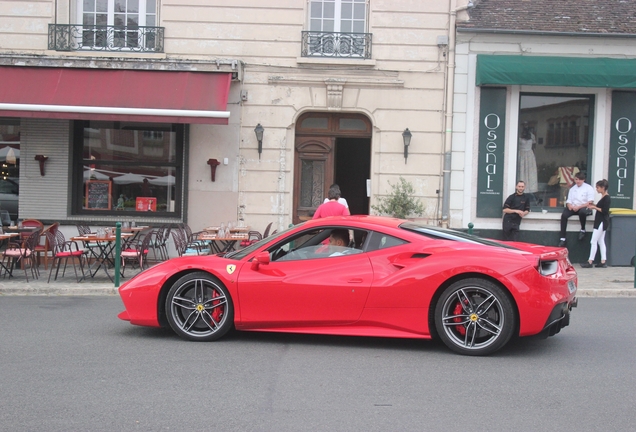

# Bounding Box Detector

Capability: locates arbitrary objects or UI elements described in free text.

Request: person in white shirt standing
[323,184,349,210]
[558,172,595,247]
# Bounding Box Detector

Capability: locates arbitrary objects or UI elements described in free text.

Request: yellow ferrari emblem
[470,314,478,322]
[226,265,236,275]
[196,304,204,312]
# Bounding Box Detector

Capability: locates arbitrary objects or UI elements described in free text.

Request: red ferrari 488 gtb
[118,216,578,356]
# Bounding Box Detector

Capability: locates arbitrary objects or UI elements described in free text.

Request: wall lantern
[34,154,49,176]
[402,128,412,164]
[254,123,264,159]
[207,158,221,181]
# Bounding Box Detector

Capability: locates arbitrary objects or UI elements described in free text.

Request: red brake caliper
[211,289,223,323]
[453,302,467,336]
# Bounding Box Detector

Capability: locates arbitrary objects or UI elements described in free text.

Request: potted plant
[372,177,425,219]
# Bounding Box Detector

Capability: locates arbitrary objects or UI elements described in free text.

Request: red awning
[0,66,231,124]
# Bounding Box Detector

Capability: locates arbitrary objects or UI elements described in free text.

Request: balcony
[301,31,372,59]
[48,24,164,53]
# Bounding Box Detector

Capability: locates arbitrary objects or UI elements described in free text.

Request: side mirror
[250,251,271,270]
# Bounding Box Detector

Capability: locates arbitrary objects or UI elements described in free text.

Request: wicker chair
[46,230,86,283]
[120,229,155,276]
[35,222,59,270]
[3,229,42,281]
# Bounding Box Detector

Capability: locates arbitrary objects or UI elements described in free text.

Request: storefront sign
[476,88,507,217]
[609,92,636,209]
[136,197,157,212]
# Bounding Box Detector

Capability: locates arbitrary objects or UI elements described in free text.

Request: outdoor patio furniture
[35,222,59,270]
[46,230,86,283]
[121,229,155,276]
[2,228,41,281]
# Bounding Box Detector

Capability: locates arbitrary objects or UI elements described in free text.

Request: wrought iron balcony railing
[301,31,372,59]
[48,24,164,53]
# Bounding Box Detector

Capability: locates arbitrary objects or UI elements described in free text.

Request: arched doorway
[293,113,372,224]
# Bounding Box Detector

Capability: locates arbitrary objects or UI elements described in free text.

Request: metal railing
[301,31,372,59]
[48,24,164,53]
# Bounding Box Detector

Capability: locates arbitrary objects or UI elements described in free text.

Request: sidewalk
[0,264,634,297]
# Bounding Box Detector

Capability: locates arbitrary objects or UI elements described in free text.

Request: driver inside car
[327,229,351,256]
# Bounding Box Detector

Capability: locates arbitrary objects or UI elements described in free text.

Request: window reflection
[518,94,592,211]
[0,118,20,222]
[78,121,181,215]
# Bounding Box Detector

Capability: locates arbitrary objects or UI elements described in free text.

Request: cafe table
[4,225,40,234]
[198,232,249,254]
[204,225,250,233]
[71,232,134,282]
[111,225,150,245]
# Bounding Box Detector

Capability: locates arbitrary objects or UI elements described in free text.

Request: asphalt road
[1,296,635,432]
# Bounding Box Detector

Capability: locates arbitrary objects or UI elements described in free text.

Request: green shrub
[372,177,425,219]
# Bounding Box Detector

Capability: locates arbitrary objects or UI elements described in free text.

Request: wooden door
[293,136,334,224]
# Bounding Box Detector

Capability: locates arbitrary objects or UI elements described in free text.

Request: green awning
[476,55,636,89]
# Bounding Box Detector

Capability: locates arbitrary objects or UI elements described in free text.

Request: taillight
[539,260,558,276]
[523,255,558,276]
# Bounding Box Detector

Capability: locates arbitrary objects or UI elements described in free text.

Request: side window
[365,231,407,252]
[269,227,366,261]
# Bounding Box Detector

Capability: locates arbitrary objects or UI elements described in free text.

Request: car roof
[301,215,406,229]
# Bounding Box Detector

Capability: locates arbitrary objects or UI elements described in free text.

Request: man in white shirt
[558,172,595,247]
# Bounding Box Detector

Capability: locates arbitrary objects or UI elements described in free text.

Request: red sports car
[118,216,578,356]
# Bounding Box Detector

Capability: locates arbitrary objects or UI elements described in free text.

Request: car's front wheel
[165,272,234,341]
[434,278,516,356]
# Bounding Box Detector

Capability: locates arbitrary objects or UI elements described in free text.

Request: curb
[576,289,636,297]
[0,287,119,296]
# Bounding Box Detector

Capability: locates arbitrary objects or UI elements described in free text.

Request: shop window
[72,121,183,217]
[0,118,20,222]
[518,94,593,212]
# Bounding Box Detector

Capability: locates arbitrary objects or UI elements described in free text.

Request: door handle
[347,278,364,283]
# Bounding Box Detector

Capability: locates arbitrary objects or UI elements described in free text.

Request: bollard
[468,222,474,235]
[114,222,121,288]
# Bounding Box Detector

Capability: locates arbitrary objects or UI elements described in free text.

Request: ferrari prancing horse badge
[226,265,236,275]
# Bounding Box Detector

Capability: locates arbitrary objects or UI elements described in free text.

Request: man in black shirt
[502,181,530,241]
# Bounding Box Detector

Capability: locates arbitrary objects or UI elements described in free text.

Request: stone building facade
[0,0,473,234]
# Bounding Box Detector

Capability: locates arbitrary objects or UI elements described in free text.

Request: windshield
[225,223,302,260]
[400,222,518,249]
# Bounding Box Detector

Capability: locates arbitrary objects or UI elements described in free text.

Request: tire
[434,278,516,356]
[165,272,234,342]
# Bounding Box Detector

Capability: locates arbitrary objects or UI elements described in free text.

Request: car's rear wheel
[165,272,234,341]
[434,278,515,356]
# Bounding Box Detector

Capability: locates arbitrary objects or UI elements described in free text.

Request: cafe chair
[76,223,92,236]
[46,230,86,283]
[149,224,171,261]
[171,229,188,257]
[3,228,42,282]
[19,219,44,241]
[76,223,100,257]
[262,222,273,238]
[35,222,59,270]
[240,230,262,247]
[120,229,155,276]
[177,223,209,254]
